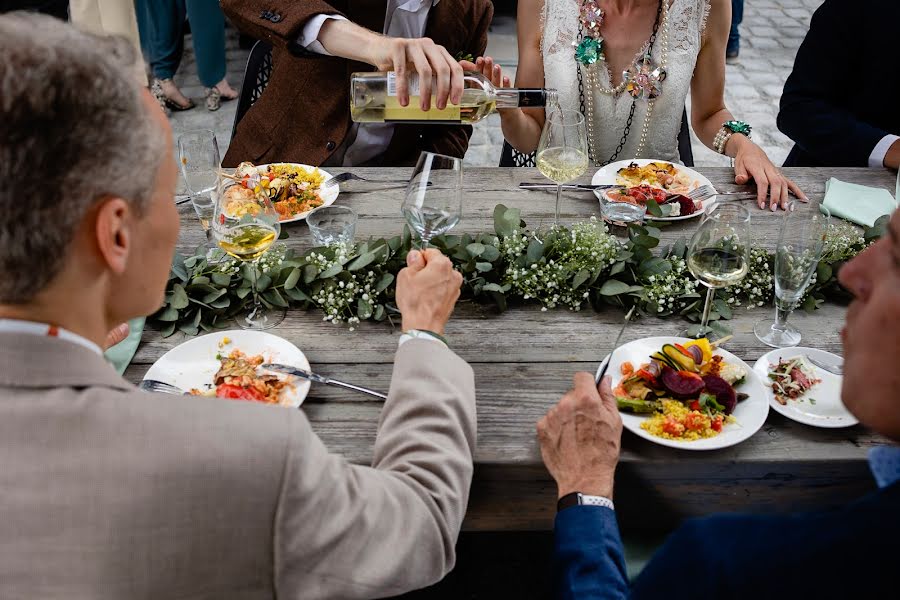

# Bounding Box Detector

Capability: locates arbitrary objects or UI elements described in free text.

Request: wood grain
[131,167,892,531]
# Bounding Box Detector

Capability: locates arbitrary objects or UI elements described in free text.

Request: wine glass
[402,151,462,248]
[754,204,830,347]
[684,204,751,342]
[536,109,588,225]
[178,130,220,253]
[212,176,284,330]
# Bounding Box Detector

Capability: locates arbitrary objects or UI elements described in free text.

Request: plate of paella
[597,336,768,450]
[233,162,339,224]
[591,159,717,221]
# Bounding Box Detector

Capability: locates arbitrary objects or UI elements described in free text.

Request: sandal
[157,78,195,111]
[149,79,171,115]
[205,87,221,112]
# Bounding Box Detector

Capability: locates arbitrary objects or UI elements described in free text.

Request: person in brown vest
[221,0,494,168]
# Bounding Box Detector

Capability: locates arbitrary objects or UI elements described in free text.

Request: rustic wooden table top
[126,167,896,531]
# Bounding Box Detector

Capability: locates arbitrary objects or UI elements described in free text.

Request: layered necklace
[574,0,670,166]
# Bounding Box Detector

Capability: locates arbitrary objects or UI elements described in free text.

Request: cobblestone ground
[170,0,825,188]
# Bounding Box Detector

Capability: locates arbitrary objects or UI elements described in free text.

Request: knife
[595,306,636,384]
[262,363,388,400]
[519,182,619,192]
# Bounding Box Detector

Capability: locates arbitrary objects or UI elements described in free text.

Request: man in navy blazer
[538,209,900,599]
[777,0,900,168]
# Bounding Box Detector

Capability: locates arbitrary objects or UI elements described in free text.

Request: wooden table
[126,167,895,532]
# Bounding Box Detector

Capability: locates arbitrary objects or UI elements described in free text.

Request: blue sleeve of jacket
[776,0,888,166]
[553,506,629,600]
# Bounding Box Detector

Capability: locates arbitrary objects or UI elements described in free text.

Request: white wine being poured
[537,147,589,184]
[218,224,277,261]
[351,71,557,124]
[688,248,748,288]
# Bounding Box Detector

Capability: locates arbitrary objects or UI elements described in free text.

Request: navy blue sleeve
[553,506,629,600]
[776,0,887,166]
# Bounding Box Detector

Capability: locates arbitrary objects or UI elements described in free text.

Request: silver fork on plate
[804,354,843,375]
[139,379,187,394]
[686,185,717,204]
[320,172,412,190]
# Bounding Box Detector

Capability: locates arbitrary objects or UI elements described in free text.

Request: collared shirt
[297,1,441,166]
[868,445,900,489]
[0,318,102,356]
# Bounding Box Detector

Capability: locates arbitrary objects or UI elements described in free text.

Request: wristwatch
[557,492,615,513]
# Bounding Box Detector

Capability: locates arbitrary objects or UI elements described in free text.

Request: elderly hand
[103,322,130,350]
[731,136,807,211]
[537,373,622,499]
[369,36,465,111]
[396,249,462,335]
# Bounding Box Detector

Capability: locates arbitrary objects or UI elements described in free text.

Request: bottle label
[384,72,461,122]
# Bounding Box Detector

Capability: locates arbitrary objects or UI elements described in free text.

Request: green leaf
[645,199,663,217]
[347,252,377,272]
[480,245,501,261]
[284,286,312,302]
[375,272,395,294]
[170,284,189,310]
[713,298,733,320]
[278,228,290,240]
[303,264,318,284]
[255,274,272,292]
[609,261,626,276]
[640,257,672,277]
[236,286,252,299]
[482,283,504,293]
[160,321,177,338]
[262,289,289,308]
[357,297,374,319]
[284,267,301,290]
[202,288,227,304]
[865,214,889,242]
[156,305,179,321]
[475,261,493,272]
[210,297,231,309]
[644,225,662,239]
[211,272,232,286]
[599,279,631,296]
[387,235,402,252]
[816,262,833,282]
[526,239,544,263]
[183,256,199,269]
[632,235,660,248]
[573,269,590,289]
[671,238,688,259]
[442,235,461,249]
[374,304,386,321]
[171,254,189,282]
[319,263,343,279]
[466,242,486,257]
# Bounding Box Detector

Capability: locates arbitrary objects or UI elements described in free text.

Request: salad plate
[234,162,339,224]
[752,347,857,428]
[591,159,717,221]
[597,336,769,450]
[143,330,311,407]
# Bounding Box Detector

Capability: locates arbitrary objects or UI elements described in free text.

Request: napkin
[104,317,145,375]
[822,178,897,227]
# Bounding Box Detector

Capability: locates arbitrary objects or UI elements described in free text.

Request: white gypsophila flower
[643,256,698,314]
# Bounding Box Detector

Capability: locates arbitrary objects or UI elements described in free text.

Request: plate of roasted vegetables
[752,347,856,428]
[143,330,310,407]
[233,162,338,223]
[597,336,768,449]
[591,159,716,221]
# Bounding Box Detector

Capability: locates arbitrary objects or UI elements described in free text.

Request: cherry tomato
[215,383,266,403]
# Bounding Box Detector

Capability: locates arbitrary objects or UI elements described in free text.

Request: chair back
[498,108,694,167]
[231,40,274,140]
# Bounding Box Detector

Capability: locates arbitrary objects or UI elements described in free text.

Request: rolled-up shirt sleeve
[868,134,900,169]
[297,13,349,55]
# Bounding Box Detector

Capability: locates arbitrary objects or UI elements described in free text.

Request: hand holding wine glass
[754,204,830,347]
[685,204,751,342]
[212,177,284,330]
[536,109,588,225]
[402,151,462,248]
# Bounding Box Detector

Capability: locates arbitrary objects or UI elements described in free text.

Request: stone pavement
[168,0,825,187]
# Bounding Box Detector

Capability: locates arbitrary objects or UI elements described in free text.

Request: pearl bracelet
[713,127,734,154]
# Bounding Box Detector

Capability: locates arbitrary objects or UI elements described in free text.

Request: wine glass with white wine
[212,176,284,330]
[684,204,751,342]
[754,203,830,347]
[536,109,588,225]
[402,151,462,248]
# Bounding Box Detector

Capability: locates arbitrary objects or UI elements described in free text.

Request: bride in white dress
[462,0,804,211]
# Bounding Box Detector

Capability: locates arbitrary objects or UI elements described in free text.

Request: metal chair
[231,40,273,140]
[499,108,695,168]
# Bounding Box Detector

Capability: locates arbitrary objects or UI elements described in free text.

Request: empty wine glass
[684,204,751,342]
[754,204,830,347]
[402,151,462,248]
[212,176,284,330]
[178,129,220,195]
[536,109,588,225]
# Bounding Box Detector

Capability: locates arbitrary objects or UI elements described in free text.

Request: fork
[139,379,187,395]
[697,183,802,201]
[686,185,717,203]
[804,354,843,375]
[321,172,412,190]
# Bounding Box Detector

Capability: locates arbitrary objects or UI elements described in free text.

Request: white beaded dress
[541,0,710,164]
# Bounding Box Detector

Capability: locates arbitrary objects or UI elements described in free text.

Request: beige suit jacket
[0,333,475,599]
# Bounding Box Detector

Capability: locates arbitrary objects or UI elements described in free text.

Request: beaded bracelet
[714,120,752,155]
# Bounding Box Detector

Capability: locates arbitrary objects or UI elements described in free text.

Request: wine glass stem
[773,298,793,331]
[421,236,430,249]
[699,286,715,334]
[250,259,262,313]
[555,184,562,225]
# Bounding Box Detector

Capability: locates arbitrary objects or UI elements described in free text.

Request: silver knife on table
[519,182,620,192]
[262,363,388,400]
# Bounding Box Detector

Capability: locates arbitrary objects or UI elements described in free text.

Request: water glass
[178,130,220,195]
[597,190,646,226]
[754,203,830,347]
[536,109,588,225]
[402,152,462,248]
[307,205,358,246]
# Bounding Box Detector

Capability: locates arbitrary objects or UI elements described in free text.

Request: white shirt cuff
[297,14,348,56]
[398,332,447,348]
[868,134,900,169]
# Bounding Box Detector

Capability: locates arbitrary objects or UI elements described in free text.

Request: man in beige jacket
[0,13,474,600]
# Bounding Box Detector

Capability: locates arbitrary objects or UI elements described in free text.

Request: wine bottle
[350,71,558,124]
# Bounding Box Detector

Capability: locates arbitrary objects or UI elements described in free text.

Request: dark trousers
[729,0,744,51]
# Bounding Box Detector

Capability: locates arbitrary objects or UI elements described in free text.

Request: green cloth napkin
[822,177,897,227]
[104,317,145,375]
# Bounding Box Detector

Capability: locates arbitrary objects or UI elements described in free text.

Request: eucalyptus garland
[151,205,887,337]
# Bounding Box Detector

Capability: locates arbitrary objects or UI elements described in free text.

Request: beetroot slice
[660,366,705,399]
[702,375,737,414]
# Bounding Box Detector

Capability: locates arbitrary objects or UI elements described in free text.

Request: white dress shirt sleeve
[296,14,349,56]
[868,134,900,169]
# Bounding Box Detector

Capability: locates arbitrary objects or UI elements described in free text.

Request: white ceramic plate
[143,330,311,407]
[591,158,717,221]
[255,163,339,224]
[752,347,857,428]
[597,336,769,450]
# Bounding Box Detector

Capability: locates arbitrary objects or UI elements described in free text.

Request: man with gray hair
[0,12,476,599]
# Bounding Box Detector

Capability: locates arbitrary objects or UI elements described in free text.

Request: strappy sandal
[205,87,222,111]
[157,78,195,111]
